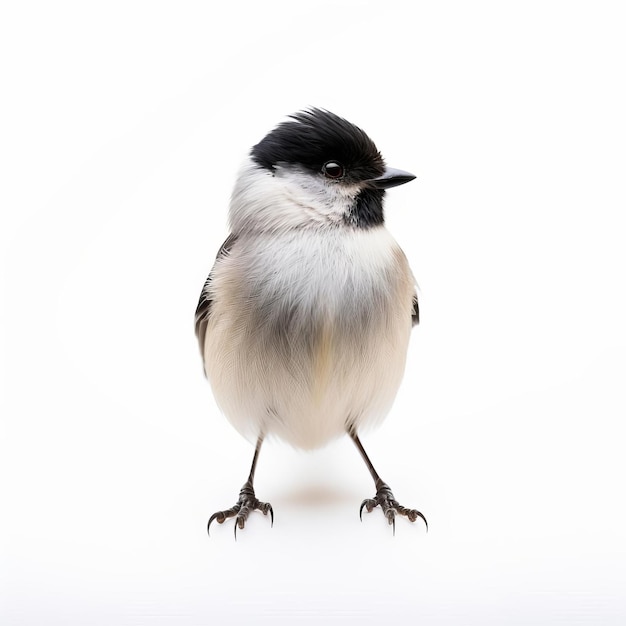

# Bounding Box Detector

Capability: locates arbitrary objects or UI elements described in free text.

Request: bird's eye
[322,161,345,179]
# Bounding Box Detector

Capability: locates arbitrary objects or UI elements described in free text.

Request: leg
[349,430,427,534]
[207,436,273,538]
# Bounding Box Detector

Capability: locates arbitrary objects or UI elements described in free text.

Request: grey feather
[195,233,238,359]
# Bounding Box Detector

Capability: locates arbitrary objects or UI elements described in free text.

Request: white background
[2,1,625,623]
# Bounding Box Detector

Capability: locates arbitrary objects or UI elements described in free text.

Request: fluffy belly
[205,310,410,449]
[203,228,414,449]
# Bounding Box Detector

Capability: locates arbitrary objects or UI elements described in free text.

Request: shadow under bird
[195,108,427,537]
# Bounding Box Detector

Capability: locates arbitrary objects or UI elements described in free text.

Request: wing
[411,291,419,326]
[195,233,238,361]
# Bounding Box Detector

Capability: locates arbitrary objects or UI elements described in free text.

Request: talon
[207,511,222,536]
[359,498,374,520]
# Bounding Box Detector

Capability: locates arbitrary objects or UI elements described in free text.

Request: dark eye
[322,161,345,179]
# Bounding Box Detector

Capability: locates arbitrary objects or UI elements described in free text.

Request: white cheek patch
[278,167,358,223]
[229,159,362,233]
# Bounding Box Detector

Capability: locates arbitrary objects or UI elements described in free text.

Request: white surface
[2,1,625,623]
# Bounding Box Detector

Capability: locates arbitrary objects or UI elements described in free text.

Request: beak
[368,167,416,190]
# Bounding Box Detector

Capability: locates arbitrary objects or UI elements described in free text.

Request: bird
[195,108,427,537]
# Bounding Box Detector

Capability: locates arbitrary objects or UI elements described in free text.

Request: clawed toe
[359,481,427,534]
[208,482,273,539]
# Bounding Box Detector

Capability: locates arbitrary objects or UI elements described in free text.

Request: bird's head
[228,108,415,234]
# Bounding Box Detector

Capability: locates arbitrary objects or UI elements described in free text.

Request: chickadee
[196,108,426,536]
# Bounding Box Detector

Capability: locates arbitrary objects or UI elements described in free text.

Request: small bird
[195,108,426,536]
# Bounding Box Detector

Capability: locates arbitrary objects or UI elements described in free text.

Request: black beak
[368,167,416,190]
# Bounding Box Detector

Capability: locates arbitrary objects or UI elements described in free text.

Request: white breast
[204,226,415,449]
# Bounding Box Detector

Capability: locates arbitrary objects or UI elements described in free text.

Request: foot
[207,481,273,538]
[359,480,427,534]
